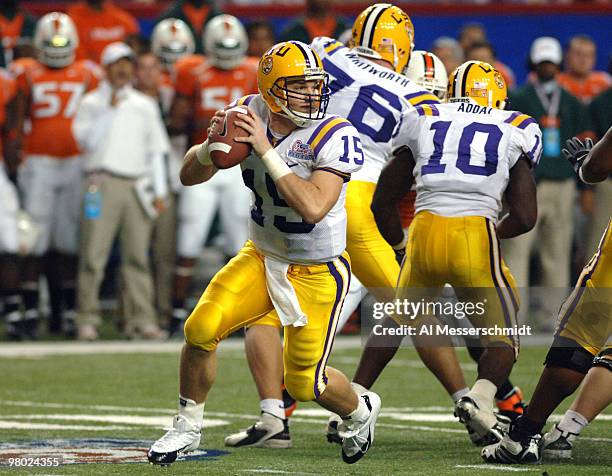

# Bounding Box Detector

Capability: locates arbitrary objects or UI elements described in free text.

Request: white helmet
[203,14,247,70]
[404,50,448,100]
[34,12,78,68]
[151,18,195,66]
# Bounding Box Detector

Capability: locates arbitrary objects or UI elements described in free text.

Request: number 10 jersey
[393,101,543,222]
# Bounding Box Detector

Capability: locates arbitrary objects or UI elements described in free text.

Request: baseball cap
[530,37,562,65]
[101,42,134,66]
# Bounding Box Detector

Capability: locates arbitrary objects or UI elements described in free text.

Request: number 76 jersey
[238,95,364,264]
[393,101,543,222]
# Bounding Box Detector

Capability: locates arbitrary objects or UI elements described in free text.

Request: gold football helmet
[447,61,507,109]
[258,41,330,127]
[350,3,414,73]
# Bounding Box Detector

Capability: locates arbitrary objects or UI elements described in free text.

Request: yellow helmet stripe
[362,3,391,49]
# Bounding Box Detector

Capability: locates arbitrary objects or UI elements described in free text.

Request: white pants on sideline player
[177,165,250,258]
[18,155,83,255]
[0,165,19,254]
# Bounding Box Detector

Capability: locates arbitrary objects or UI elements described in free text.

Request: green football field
[0,339,610,475]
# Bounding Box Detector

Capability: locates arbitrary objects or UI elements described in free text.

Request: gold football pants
[184,241,351,402]
[396,211,520,354]
[556,219,612,355]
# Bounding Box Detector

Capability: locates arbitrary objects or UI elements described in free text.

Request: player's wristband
[391,230,408,251]
[261,148,291,181]
[196,139,213,166]
[578,155,598,185]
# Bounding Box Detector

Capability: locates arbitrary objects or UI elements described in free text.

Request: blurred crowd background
[0,0,610,342]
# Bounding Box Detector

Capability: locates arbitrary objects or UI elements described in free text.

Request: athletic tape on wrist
[196,139,213,166]
[262,148,291,181]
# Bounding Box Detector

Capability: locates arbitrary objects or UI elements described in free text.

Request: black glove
[562,137,593,174]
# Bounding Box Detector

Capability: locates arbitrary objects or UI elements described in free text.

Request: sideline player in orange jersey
[15,13,103,338]
[67,0,140,63]
[0,67,24,339]
[168,14,255,336]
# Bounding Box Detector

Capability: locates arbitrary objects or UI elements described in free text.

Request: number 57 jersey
[393,101,543,221]
[237,95,363,264]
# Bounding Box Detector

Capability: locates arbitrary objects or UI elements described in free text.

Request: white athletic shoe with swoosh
[339,392,381,464]
[147,415,201,465]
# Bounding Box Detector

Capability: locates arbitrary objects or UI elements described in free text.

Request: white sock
[178,395,205,426]
[261,398,285,420]
[469,379,497,410]
[557,410,589,435]
[343,395,369,423]
[351,381,368,396]
[451,387,470,403]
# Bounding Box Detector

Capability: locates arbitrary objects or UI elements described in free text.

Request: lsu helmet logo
[261,56,273,75]
[494,72,505,89]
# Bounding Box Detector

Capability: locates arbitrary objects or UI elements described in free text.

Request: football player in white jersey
[223,4,442,449]
[147,41,381,466]
[372,60,542,447]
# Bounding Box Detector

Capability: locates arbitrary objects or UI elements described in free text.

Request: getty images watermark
[363,292,533,341]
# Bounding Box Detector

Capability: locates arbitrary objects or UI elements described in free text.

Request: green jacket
[589,88,612,139]
[510,83,592,181]
[156,0,222,54]
[279,16,349,44]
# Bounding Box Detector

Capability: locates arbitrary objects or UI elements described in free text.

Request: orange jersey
[172,54,206,96]
[67,1,139,63]
[557,71,612,103]
[18,60,103,158]
[0,68,17,160]
[177,57,259,143]
[398,191,417,230]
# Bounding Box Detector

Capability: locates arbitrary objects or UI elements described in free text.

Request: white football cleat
[339,391,381,464]
[542,423,576,459]
[147,415,201,465]
[326,412,343,444]
[455,396,507,445]
[224,412,292,448]
[481,433,542,464]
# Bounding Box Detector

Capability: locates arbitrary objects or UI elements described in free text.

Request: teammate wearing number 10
[372,60,543,446]
[148,40,381,465]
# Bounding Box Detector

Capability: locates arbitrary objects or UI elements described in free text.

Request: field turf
[0,339,610,475]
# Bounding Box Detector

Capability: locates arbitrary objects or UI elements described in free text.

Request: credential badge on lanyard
[535,84,561,157]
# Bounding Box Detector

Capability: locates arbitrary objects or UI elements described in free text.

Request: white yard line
[239,470,321,475]
[455,465,537,472]
[0,421,134,431]
[0,335,557,358]
[1,399,609,442]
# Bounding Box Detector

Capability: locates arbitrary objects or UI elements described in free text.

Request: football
[208,106,252,169]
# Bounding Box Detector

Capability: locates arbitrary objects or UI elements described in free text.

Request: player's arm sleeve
[390,106,421,157]
[147,102,171,198]
[309,36,340,57]
[313,120,363,182]
[513,120,543,169]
